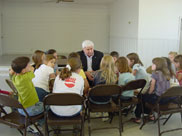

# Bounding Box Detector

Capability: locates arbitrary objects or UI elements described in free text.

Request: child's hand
[9,91,14,95]
[29,66,34,72]
[85,71,94,81]
[9,68,15,75]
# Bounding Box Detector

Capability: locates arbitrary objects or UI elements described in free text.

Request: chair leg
[118,109,122,136]
[109,112,114,124]
[33,123,43,136]
[181,112,182,123]
[23,128,26,136]
[45,121,49,136]
[140,102,145,130]
[84,107,88,121]
[80,116,84,136]
[157,113,161,136]
[17,129,23,136]
[88,110,91,136]
[163,114,172,125]
[24,125,27,136]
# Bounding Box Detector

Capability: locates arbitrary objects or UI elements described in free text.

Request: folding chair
[141,86,182,136]
[43,93,85,136]
[5,79,18,96]
[121,79,146,116]
[87,84,122,136]
[0,93,43,136]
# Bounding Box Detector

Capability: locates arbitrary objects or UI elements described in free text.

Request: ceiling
[3,0,117,5]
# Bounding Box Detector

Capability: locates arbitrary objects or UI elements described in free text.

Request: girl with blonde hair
[90,55,117,104]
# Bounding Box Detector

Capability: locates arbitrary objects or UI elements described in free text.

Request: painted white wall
[2,1,109,54]
[138,0,182,67]
[109,0,139,56]
[0,0,2,55]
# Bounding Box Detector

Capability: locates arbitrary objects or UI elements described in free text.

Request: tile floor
[0,113,182,136]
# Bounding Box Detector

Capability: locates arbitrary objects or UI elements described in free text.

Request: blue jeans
[18,102,43,116]
[135,93,159,118]
[35,87,49,102]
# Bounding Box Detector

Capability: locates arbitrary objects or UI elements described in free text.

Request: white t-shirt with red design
[50,72,84,116]
[32,64,54,92]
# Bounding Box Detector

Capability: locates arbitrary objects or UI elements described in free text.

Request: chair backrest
[43,93,84,106]
[88,84,121,97]
[57,58,67,67]
[58,55,67,59]
[0,93,23,109]
[5,79,18,95]
[123,79,146,92]
[161,86,182,98]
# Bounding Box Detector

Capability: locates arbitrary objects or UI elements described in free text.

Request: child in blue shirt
[115,57,135,100]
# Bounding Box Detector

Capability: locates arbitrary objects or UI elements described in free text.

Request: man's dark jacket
[77,50,104,71]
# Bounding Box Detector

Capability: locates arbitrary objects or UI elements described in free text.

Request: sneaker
[130,118,141,124]
[102,112,109,122]
[91,112,102,117]
[27,124,43,134]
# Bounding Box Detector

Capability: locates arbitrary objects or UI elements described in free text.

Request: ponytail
[59,58,82,80]
[59,67,72,80]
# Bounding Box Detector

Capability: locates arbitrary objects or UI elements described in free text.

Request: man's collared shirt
[86,55,93,71]
[84,52,94,71]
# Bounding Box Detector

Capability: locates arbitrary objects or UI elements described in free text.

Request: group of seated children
[4,49,182,127]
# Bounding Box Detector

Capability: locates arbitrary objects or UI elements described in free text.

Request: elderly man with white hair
[78,40,103,86]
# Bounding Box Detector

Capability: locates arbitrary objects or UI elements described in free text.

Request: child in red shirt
[174,55,182,86]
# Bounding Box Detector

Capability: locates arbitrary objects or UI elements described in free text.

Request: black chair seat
[89,102,119,112]
[0,111,44,128]
[0,112,25,128]
[146,103,180,113]
[121,97,138,107]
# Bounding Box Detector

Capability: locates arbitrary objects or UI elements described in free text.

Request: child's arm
[132,69,137,76]
[29,65,34,72]
[83,78,90,96]
[148,78,156,94]
[49,73,56,92]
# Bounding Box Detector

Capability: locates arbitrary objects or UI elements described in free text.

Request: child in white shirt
[51,57,84,117]
[32,54,56,101]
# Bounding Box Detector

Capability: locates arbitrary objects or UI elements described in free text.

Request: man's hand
[85,71,94,81]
